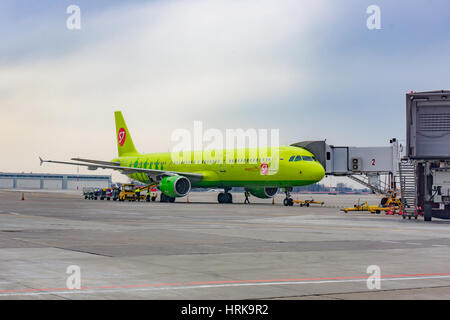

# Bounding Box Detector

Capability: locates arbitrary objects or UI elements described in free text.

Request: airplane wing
[39,157,203,183]
[71,158,121,166]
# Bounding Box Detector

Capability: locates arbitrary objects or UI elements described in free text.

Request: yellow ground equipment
[342,201,375,213]
[293,199,324,207]
[119,184,137,201]
[139,183,158,202]
[341,191,402,214]
[380,191,402,208]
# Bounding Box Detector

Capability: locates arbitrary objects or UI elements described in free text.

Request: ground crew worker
[112,187,119,201]
[135,187,141,202]
[244,190,250,204]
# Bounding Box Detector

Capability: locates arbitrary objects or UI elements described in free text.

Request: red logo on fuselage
[118,128,126,146]
[261,163,269,175]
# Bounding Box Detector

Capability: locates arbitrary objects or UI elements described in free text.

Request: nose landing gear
[283,187,294,206]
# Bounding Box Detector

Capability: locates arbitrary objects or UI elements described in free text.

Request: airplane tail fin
[114,111,139,157]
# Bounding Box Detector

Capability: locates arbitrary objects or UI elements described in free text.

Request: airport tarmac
[0,190,449,300]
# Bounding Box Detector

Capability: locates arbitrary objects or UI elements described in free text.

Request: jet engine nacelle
[248,187,278,199]
[159,175,191,198]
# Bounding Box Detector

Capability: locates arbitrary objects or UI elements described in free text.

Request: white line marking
[1,275,449,297]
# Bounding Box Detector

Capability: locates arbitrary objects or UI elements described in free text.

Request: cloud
[0,0,328,180]
[1,0,450,188]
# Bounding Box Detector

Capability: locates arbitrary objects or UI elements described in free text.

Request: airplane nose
[314,163,326,182]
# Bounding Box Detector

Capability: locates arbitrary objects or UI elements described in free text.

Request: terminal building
[0,172,112,190]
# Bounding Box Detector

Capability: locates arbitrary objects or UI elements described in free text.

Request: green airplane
[41,111,325,205]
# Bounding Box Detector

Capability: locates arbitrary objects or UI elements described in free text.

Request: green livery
[112,111,325,189]
[42,111,325,204]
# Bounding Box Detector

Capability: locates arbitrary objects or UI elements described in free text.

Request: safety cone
[21,193,24,201]
[186,195,190,203]
[272,197,275,205]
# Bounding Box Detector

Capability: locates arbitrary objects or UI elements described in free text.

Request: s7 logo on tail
[118,128,126,146]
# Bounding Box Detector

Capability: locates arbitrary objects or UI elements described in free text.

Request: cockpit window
[302,156,313,161]
[312,156,317,161]
[288,156,295,162]
[294,156,302,162]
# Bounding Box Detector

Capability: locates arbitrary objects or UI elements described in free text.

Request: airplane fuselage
[112,146,325,188]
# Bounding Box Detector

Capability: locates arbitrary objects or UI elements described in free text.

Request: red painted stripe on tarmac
[0,272,449,294]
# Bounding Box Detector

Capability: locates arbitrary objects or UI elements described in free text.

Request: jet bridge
[291,139,401,194]
[403,90,450,221]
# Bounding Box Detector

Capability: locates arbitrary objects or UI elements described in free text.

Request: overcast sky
[1,0,449,185]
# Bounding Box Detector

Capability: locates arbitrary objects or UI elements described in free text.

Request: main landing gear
[160,193,175,203]
[283,187,294,206]
[218,188,233,204]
